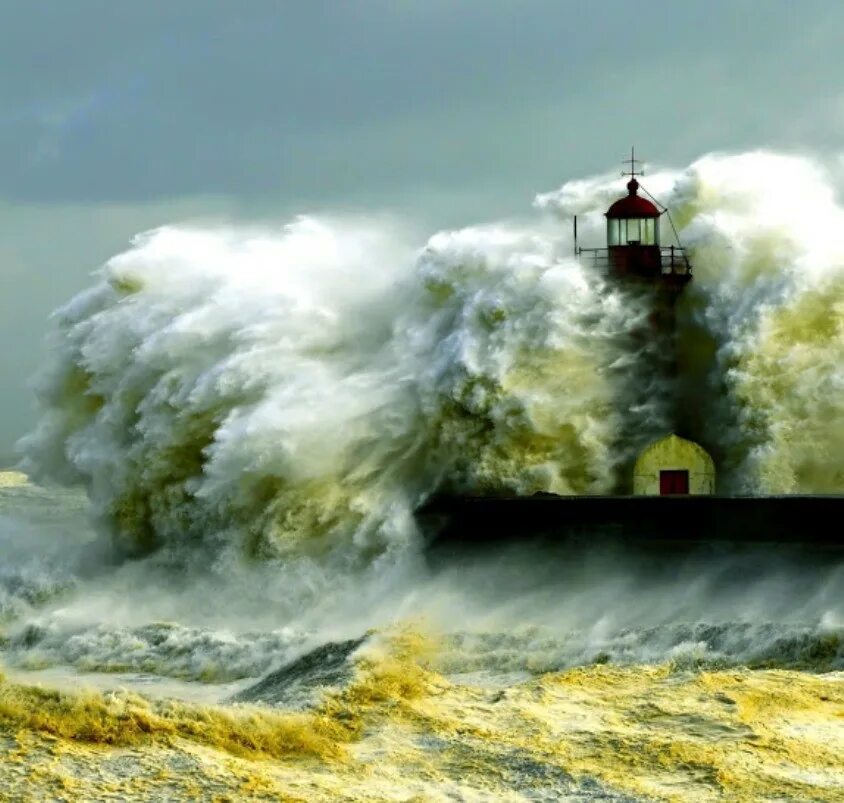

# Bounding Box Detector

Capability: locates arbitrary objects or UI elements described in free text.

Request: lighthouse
[578,150,714,496]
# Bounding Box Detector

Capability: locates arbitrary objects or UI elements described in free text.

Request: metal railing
[577,246,692,277]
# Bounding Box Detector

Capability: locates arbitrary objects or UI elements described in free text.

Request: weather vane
[621,146,644,178]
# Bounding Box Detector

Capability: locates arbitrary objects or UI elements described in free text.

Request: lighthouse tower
[577,150,714,495]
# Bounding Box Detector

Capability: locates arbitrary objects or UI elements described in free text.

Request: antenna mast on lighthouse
[621,146,644,178]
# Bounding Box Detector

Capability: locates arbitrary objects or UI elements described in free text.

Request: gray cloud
[3,1,843,205]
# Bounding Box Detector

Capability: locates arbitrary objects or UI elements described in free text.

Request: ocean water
[2,151,843,801]
[1,475,842,801]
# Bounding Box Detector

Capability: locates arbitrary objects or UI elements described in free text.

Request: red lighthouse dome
[605,177,662,249]
[606,178,660,219]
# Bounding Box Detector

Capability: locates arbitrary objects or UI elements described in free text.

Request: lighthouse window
[608,218,660,246]
[640,218,655,245]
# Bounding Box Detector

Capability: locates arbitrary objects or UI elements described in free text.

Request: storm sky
[1,0,843,459]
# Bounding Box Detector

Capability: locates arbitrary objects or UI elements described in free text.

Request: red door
[660,470,689,495]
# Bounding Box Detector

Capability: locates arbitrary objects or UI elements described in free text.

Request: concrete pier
[420,494,844,549]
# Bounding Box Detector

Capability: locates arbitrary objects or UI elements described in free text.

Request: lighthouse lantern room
[606,178,660,248]
[576,148,692,290]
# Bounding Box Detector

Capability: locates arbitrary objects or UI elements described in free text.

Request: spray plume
[19,151,844,571]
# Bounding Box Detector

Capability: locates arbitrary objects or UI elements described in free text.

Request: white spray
[20,151,844,577]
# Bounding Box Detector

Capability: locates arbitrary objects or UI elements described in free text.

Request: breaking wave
[19,151,844,571]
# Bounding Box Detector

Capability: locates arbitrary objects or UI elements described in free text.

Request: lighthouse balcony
[577,245,692,282]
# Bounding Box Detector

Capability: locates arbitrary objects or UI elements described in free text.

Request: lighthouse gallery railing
[576,246,692,277]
